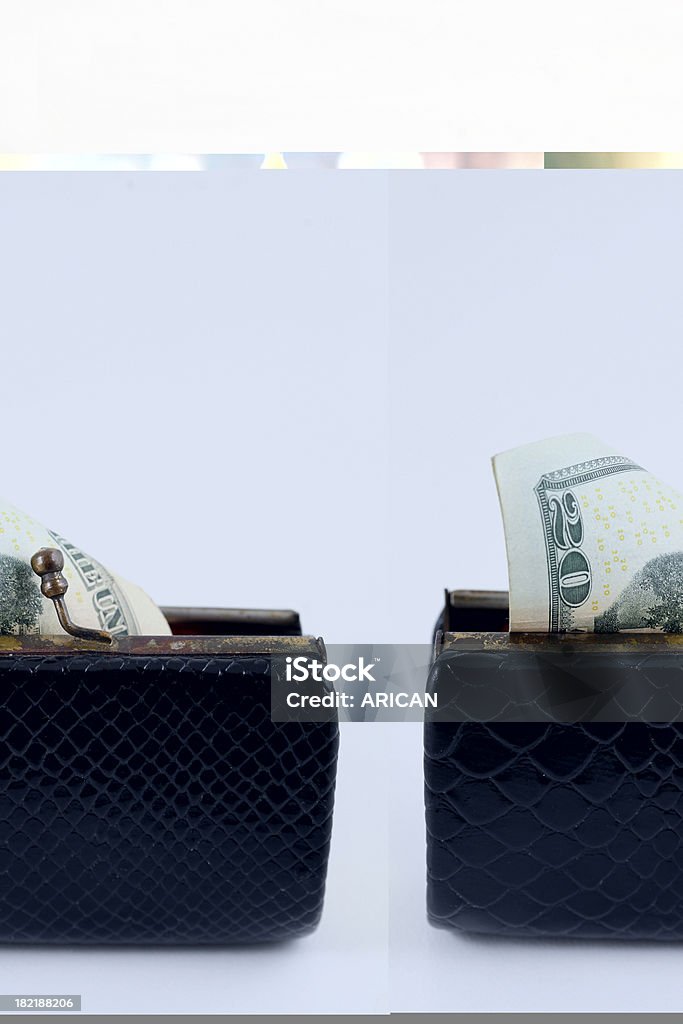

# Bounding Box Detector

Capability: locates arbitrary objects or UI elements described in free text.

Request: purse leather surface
[0,645,338,944]
[425,633,683,940]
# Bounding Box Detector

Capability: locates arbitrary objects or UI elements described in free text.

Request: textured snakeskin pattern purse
[425,590,683,939]
[0,609,338,945]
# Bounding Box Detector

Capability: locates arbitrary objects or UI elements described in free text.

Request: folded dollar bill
[0,499,170,637]
[493,434,683,633]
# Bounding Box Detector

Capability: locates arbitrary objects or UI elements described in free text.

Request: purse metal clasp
[31,547,113,645]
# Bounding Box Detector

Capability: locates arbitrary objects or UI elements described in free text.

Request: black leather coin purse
[425,589,683,940]
[0,550,338,945]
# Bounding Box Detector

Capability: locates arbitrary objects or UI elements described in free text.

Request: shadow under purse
[0,549,339,945]
[425,588,683,940]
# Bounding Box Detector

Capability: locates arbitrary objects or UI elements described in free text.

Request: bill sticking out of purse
[0,498,169,637]
[493,433,683,634]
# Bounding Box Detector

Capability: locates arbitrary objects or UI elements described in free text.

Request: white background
[1,171,683,1012]
[4,1,683,152]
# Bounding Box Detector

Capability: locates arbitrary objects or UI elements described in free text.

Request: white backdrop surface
[4,2,683,152]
